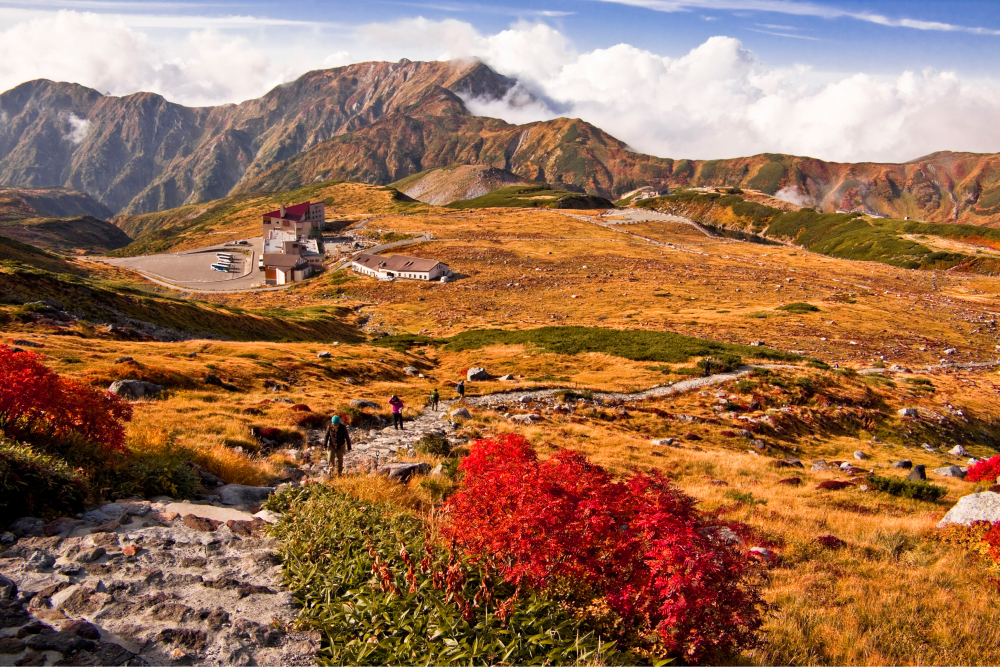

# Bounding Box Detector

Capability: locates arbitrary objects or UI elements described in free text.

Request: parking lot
[101,238,265,291]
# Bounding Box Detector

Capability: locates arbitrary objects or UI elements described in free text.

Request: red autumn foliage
[967,456,1000,483]
[816,534,846,550]
[0,345,131,452]
[442,433,765,663]
[816,480,854,490]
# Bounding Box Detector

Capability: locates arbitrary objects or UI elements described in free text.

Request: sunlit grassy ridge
[639,190,1000,272]
[448,184,614,210]
[376,325,799,364]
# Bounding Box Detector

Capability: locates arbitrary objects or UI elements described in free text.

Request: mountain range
[3,58,1000,225]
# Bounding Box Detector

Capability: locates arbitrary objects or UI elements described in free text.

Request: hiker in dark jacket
[429,388,439,411]
[324,415,351,476]
[456,380,465,402]
[389,395,404,430]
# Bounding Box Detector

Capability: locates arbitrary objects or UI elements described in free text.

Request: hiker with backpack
[429,388,439,411]
[456,379,465,403]
[324,415,352,476]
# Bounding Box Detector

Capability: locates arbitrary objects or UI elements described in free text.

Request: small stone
[898,407,919,418]
[75,547,106,563]
[949,445,969,457]
[151,511,179,524]
[61,619,100,640]
[854,451,868,460]
[0,574,16,600]
[181,515,221,532]
[0,637,24,654]
[891,459,913,469]
[170,648,187,660]
[450,407,471,420]
[317,351,332,358]
[121,545,139,557]
[24,631,94,654]
[8,518,44,538]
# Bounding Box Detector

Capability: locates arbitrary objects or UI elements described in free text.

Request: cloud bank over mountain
[2,9,1000,163]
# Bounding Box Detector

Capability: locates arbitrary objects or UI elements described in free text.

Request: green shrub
[415,432,451,457]
[866,475,947,502]
[0,438,87,524]
[265,486,626,665]
[777,302,820,314]
[724,490,767,506]
[696,354,743,374]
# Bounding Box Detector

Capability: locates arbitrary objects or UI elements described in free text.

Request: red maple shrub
[442,433,766,663]
[967,456,1000,483]
[0,346,131,452]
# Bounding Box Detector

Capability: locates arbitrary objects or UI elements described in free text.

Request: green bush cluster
[778,302,821,314]
[0,439,87,524]
[414,432,451,457]
[265,486,626,666]
[866,475,947,502]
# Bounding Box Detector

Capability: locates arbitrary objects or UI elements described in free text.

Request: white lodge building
[352,253,450,281]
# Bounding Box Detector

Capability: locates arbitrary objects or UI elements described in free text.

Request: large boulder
[907,465,927,482]
[450,407,471,420]
[350,399,380,409]
[949,445,969,457]
[467,367,490,381]
[380,463,431,483]
[108,380,164,399]
[933,465,966,479]
[938,491,1000,527]
[7,517,43,537]
[217,485,276,506]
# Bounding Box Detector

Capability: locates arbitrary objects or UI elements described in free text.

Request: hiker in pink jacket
[389,395,404,430]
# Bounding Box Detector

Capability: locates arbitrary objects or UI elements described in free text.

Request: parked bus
[210,263,230,272]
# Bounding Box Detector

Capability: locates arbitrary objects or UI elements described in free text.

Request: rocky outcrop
[938,491,1000,527]
[108,380,165,399]
[0,501,316,666]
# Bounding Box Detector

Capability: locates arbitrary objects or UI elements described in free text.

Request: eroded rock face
[0,505,315,666]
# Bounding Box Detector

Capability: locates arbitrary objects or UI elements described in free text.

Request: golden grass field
[6,188,1000,665]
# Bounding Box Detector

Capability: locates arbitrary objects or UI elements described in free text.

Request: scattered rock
[466,367,490,381]
[898,407,919,418]
[933,465,966,479]
[113,357,134,364]
[23,631,93,654]
[349,399,380,409]
[7,518,43,538]
[891,459,913,469]
[317,351,332,359]
[499,374,516,381]
[949,445,969,457]
[938,491,1000,527]
[108,379,165,399]
[683,432,701,441]
[0,574,16,600]
[403,366,419,375]
[181,515,221,532]
[747,547,777,564]
[75,547,106,564]
[61,619,100,640]
[509,414,541,425]
[380,462,431,483]
[217,484,276,506]
[203,374,238,391]
[449,408,471,420]
[777,477,802,486]
[907,465,927,482]
[811,459,830,471]
[701,526,742,545]
[854,451,868,460]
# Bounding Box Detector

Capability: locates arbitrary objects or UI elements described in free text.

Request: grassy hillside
[0,215,132,254]
[391,164,536,205]
[638,190,1000,272]
[447,184,614,210]
[0,186,113,222]
[111,181,430,257]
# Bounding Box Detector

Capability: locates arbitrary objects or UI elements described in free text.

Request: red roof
[263,201,311,221]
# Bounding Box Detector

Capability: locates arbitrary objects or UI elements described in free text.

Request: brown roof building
[352,253,450,281]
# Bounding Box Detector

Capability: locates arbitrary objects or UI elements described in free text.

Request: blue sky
[2,0,1000,161]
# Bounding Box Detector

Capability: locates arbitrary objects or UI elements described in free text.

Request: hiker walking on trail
[456,380,465,403]
[429,388,439,411]
[389,395,404,430]
[324,415,351,476]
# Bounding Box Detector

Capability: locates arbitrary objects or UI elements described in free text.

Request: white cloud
[2,9,1000,164]
[380,19,1000,162]
[0,10,291,106]
[63,112,90,144]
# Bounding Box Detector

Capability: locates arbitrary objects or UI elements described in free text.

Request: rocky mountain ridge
[3,59,1000,224]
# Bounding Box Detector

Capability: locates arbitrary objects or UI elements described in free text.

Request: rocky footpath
[0,497,317,666]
